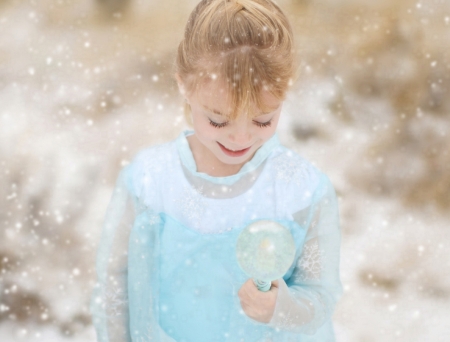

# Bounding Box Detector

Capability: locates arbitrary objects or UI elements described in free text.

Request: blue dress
[91,130,342,341]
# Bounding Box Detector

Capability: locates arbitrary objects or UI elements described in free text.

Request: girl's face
[183,79,282,167]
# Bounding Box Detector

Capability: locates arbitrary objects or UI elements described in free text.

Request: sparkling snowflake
[271,304,303,332]
[308,290,328,317]
[102,285,128,320]
[134,323,155,341]
[273,153,308,185]
[147,212,161,226]
[144,147,167,173]
[295,241,325,282]
[259,330,274,342]
[178,185,206,230]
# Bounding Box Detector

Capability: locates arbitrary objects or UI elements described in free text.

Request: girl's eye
[253,120,272,128]
[209,119,229,128]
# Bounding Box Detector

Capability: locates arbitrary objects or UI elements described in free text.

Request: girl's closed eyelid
[208,119,229,128]
[253,119,272,128]
[209,118,272,129]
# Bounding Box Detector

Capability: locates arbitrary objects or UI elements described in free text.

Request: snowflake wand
[236,220,296,292]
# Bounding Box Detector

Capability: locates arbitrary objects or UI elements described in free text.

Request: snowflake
[144,146,168,174]
[273,153,308,185]
[259,330,274,342]
[102,285,128,320]
[134,323,155,341]
[295,241,325,282]
[308,290,328,318]
[178,185,206,230]
[147,212,161,226]
[271,303,304,333]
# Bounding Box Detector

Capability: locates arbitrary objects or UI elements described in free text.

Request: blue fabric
[128,212,308,342]
[91,130,342,342]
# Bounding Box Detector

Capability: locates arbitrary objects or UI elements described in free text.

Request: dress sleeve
[90,165,136,342]
[268,174,343,335]
[90,161,176,342]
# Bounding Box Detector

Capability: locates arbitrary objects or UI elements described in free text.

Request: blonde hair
[176,0,295,120]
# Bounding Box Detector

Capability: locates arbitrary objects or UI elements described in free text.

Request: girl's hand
[238,279,278,323]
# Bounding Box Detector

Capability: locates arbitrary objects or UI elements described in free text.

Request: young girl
[91,0,342,341]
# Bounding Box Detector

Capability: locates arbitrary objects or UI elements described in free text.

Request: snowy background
[0,0,449,341]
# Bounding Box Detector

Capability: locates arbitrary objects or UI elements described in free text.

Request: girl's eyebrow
[203,104,280,117]
[255,105,281,116]
[203,105,227,116]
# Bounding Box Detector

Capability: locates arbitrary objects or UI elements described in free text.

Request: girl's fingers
[238,280,252,299]
[243,279,257,296]
[240,278,278,304]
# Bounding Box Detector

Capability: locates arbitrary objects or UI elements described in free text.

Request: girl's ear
[175,73,187,98]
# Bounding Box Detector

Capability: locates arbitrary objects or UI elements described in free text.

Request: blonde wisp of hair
[176,0,295,120]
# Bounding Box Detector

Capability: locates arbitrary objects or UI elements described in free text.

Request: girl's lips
[218,142,251,157]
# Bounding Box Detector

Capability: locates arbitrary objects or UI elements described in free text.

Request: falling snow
[1,0,449,341]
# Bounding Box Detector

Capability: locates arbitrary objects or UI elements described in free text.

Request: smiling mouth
[217,142,252,157]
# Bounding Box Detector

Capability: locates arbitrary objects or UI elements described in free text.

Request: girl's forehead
[195,80,228,99]
[195,79,279,105]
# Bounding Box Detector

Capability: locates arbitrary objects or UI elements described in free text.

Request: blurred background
[0,0,449,341]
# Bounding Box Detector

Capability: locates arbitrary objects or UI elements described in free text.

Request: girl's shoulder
[268,144,334,208]
[131,140,177,171]
[130,137,186,178]
[269,144,325,187]
[121,139,178,196]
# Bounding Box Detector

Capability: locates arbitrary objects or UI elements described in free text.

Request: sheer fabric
[91,130,342,341]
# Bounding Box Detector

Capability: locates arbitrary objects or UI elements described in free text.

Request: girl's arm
[90,158,175,342]
[268,174,343,334]
[90,166,135,342]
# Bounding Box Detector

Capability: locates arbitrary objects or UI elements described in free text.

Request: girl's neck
[187,135,248,177]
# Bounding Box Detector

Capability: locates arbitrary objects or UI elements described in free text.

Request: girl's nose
[229,126,252,147]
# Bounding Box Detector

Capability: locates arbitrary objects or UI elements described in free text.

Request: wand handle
[253,278,271,292]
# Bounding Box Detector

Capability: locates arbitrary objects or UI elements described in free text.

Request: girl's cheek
[197,120,219,139]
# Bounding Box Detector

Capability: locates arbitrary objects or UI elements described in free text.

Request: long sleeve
[90,160,175,342]
[268,174,342,335]
[90,166,135,342]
